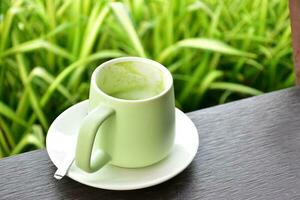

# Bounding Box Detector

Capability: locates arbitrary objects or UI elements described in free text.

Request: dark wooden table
[1,87,300,200]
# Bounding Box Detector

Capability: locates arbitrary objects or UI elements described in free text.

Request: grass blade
[80,4,109,58]
[0,146,3,158]
[13,36,49,130]
[209,82,263,96]
[219,90,233,104]
[0,101,27,127]
[187,1,213,16]
[111,2,146,57]
[0,39,74,60]
[32,125,44,145]
[20,50,125,134]
[41,50,125,107]
[0,117,16,148]
[10,131,44,156]
[29,67,75,103]
[159,38,255,62]
[178,53,210,103]
[0,129,10,155]
[11,89,29,139]
[197,70,223,97]
[68,4,110,89]
[0,0,22,52]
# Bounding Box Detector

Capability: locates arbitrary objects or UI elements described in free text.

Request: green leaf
[187,1,213,16]
[14,45,49,130]
[80,4,109,58]
[18,50,125,133]
[68,4,110,90]
[11,89,30,140]
[57,0,72,17]
[0,117,16,148]
[44,22,75,39]
[219,90,233,104]
[0,101,28,127]
[158,38,255,62]
[41,50,125,107]
[209,82,263,96]
[0,39,74,60]
[32,125,44,146]
[111,2,146,57]
[178,53,211,102]
[198,70,224,97]
[0,129,10,156]
[10,131,44,156]
[0,146,3,158]
[29,67,75,103]
[0,0,23,52]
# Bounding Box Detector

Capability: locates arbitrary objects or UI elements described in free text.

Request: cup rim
[91,56,173,103]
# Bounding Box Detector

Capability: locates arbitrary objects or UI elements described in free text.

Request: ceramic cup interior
[94,57,173,101]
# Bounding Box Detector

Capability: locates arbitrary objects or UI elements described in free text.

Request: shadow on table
[53,161,197,200]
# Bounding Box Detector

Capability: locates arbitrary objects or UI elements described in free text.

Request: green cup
[75,57,175,173]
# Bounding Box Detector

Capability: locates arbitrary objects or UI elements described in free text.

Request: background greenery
[0,0,293,158]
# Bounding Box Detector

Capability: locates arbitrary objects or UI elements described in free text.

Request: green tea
[97,61,165,100]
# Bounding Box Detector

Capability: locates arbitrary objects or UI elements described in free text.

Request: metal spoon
[54,153,75,180]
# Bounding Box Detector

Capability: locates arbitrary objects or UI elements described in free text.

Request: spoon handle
[54,154,75,180]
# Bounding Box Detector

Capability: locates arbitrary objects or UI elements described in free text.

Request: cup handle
[75,105,115,173]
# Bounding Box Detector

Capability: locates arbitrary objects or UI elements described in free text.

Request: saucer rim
[46,100,199,190]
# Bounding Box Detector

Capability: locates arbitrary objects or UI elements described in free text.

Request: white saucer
[46,100,199,190]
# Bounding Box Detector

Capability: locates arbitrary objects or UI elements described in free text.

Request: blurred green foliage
[0,0,293,157]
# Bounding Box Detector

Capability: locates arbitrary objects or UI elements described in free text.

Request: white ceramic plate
[46,100,199,190]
